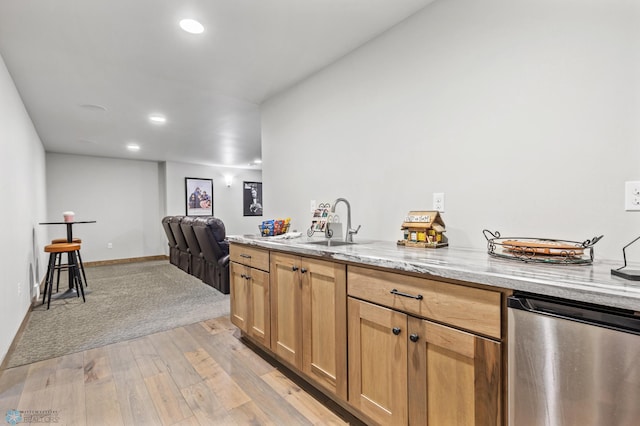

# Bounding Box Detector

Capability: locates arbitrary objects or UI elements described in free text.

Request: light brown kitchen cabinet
[229,245,270,348]
[230,243,505,425]
[270,252,347,400]
[348,265,502,426]
[348,297,408,425]
[407,315,501,425]
[348,297,501,426]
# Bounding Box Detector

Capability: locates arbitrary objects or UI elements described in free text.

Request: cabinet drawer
[230,244,270,272]
[347,266,501,339]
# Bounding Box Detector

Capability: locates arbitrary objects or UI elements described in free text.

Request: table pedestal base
[52,287,91,300]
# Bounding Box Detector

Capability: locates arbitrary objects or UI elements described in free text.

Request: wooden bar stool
[51,237,88,289]
[43,243,85,309]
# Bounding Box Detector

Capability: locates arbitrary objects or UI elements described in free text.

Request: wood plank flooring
[0,316,364,425]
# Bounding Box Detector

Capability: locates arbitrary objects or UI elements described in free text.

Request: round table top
[39,220,97,225]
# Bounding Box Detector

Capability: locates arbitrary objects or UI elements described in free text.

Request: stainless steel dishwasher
[508,292,640,426]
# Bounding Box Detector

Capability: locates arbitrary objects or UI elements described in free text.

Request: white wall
[262,0,640,261]
[45,156,263,261]
[165,161,263,236]
[46,153,166,261]
[0,53,47,364]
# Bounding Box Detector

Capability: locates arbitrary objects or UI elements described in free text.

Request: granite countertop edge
[228,235,640,311]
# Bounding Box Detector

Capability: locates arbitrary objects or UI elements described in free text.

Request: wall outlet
[625,181,640,211]
[17,282,21,296]
[310,200,317,213]
[107,242,113,249]
[433,192,445,212]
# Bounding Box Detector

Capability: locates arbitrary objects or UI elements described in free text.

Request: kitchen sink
[304,240,355,247]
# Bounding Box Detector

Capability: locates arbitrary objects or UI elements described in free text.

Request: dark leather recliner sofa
[169,216,191,273]
[161,215,230,294]
[180,216,205,281]
[161,216,180,266]
[192,217,230,294]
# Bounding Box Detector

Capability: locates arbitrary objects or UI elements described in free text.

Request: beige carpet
[5,260,230,369]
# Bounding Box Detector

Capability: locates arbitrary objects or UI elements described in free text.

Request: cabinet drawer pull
[245,275,251,280]
[409,333,419,342]
[240,273,246,279]
[240,254,252,258]
[390,288,423,300]
[392,327,401,335]
[292,266,299,271]
[301,268,307,274]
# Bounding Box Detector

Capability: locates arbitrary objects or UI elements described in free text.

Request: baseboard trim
[0,305,33,373]
[84,255,168,267]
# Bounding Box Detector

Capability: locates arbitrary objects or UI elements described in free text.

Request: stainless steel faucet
[328,197,361,242]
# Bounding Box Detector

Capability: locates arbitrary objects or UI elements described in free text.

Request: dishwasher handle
[508,293,640,335]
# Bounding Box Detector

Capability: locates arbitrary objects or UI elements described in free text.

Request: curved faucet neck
[331,198,350,212]
[331,198,351,222]
[331,198,352,242]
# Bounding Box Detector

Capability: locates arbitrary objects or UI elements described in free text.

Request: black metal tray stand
[483,229,603,265]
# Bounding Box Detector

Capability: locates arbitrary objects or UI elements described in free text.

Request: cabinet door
[247,268,270,348]
[348,298,408,425]
[230,262,249,333]
[407,316,501,426]
[270,252,303,368]
[301,258,347,400]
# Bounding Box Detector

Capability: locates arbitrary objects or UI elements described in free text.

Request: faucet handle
[349,225,361,235]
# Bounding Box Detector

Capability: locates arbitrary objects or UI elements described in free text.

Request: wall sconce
[224,175,233,187]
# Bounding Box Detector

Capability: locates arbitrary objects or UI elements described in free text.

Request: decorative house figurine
[397,210,448,248]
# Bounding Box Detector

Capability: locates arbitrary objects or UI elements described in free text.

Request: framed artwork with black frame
[185,177,213,216]
[243,181,263,216]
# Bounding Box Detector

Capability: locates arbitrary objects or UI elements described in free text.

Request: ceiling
[0,0,433,169]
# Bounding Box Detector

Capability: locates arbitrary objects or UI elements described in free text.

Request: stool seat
[43,243,85,309]
[45,243,81,253]
[50,239,89,289]
[51,238,82,244]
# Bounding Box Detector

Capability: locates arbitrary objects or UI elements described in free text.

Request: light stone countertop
[228,234,640,312]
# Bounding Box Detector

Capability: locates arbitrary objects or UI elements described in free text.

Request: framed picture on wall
[185,177,213,216]
[243,181,263,216]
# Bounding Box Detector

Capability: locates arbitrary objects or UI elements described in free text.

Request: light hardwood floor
[0,316,364,425]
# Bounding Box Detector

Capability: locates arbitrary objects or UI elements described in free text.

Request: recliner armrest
[218,254,230,267]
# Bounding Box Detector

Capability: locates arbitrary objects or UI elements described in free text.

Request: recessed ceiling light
[126,143,140,152]
[148,114,166,124]
[179,19,204,34]
[80,103,108,112]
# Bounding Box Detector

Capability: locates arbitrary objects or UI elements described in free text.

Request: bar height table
[39,220,96,299]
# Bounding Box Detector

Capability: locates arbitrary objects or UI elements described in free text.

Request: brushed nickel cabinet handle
[390,288,423,300]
